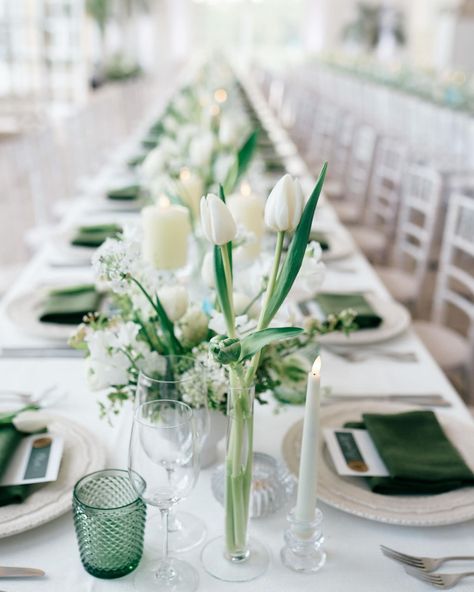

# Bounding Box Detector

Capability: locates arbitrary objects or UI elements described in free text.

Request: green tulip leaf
[261,162,327,327]
[223,156,239,195]
[237,129,259,182]
[239,327,304,362]
[154,294,184,354]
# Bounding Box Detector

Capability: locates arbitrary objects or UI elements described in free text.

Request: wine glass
[129,400,199,592]
[135,357,209,552]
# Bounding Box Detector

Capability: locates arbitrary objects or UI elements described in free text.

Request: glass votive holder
[211,452,296,518]
[280,507,326,573]
[73,469,147,579]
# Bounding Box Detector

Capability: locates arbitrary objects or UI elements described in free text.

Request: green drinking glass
[73,469,147,579]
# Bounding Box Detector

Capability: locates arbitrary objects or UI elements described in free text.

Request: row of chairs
[0,74,165,276]
[258,67,474,402]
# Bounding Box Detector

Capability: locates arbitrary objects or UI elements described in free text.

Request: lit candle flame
[159,195,170,208]
[180,167,191,182]
[214,88,228,104]
[312,356,321,378]
[240,181,251,196]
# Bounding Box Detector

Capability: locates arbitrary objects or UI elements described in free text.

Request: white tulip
[175,170,203,217]
[157,285,189,322]
[201,251,215,288]
[264,174,305,232]
[13,410,51,433]
[200,193,237,245]
[189,132,215,168]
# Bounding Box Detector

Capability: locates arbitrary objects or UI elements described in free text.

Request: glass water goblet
[136,360,209,552]
[129,400,200,592]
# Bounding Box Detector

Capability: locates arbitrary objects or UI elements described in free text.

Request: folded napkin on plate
[309,231,330,251]
[315,293,382,329]
[345,410,474,495]
[39,284,102,325]
[70,224,122,248]
[106,185,141,201]
[0,425,29,506]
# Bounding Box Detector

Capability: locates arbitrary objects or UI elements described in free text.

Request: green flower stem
[225,375,253,557]
[244,230,285,386]
[220,245,236,338]
[129,276,182,355]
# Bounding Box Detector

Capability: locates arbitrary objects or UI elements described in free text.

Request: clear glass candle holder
[280,507,326,573]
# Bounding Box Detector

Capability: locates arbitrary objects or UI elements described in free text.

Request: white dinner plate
[282,401,474,527]
[315,293,411,346]
[5,283,100,342]
[0,416,106,538]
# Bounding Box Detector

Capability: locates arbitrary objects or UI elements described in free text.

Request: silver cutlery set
[382,545,474,589]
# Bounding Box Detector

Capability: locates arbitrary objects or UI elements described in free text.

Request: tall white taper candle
[294,356,321,524]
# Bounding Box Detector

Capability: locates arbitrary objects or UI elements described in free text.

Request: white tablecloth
[0,70,472,592]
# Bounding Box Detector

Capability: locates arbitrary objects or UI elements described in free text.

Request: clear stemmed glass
[129,400,200,592]
[135,358,209,552]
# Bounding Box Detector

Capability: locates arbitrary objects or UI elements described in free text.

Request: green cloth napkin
[345,411,474,495]
[0,425,30,506]
[70,224,122,248]
[39,284,102,325]
[106,185,141,201]
[309,231,330,251]
[315,293,382,329]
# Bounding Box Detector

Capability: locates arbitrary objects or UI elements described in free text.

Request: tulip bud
[209,335,241,364]
[264,174,305,232]
[157,285,188,322]
[200,193,237,245]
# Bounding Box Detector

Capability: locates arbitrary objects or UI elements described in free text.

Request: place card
[323,428,389,477]
[0,434,64,486]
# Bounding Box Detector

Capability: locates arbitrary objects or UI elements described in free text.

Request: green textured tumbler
[73,469,146,579]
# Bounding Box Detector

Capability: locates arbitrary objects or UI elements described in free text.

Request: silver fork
[405,567,474,589]
[0,385,65,407]
[381,545,474,572]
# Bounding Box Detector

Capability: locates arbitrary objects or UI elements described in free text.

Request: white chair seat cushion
[374,266,418,303]
[332,201,360,224]
[413,321,469,370]
[350,225,386,255]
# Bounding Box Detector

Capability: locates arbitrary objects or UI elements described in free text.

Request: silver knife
[0,566,45,577]
[322,394,451,407]
[0,348,84,359]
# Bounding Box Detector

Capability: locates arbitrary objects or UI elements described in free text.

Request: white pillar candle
[228,182,264,260]
[142,198,190,270]
[295,356,321,525]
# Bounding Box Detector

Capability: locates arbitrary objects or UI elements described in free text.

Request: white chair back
[364,136,406,235]
[305,101,340,170]
[329,112,355,183]
[343,124,377,213]
[433,193,474,331]
[393,164,442,293]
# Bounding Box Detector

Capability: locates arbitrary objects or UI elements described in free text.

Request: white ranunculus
[179,306,209,347]
[201,251,215,288]
[86,351,132,391]
[189,132,215,168]
[219,117,240,146]
[13,410,51,433]
[200,193,237,245]
[157,285,189,322]
[264,174,305,232]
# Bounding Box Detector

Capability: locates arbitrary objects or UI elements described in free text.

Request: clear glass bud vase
[201,384,269,582]
[225,385,254,561]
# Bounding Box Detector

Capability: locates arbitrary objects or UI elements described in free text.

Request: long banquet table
[0,68,472,592]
